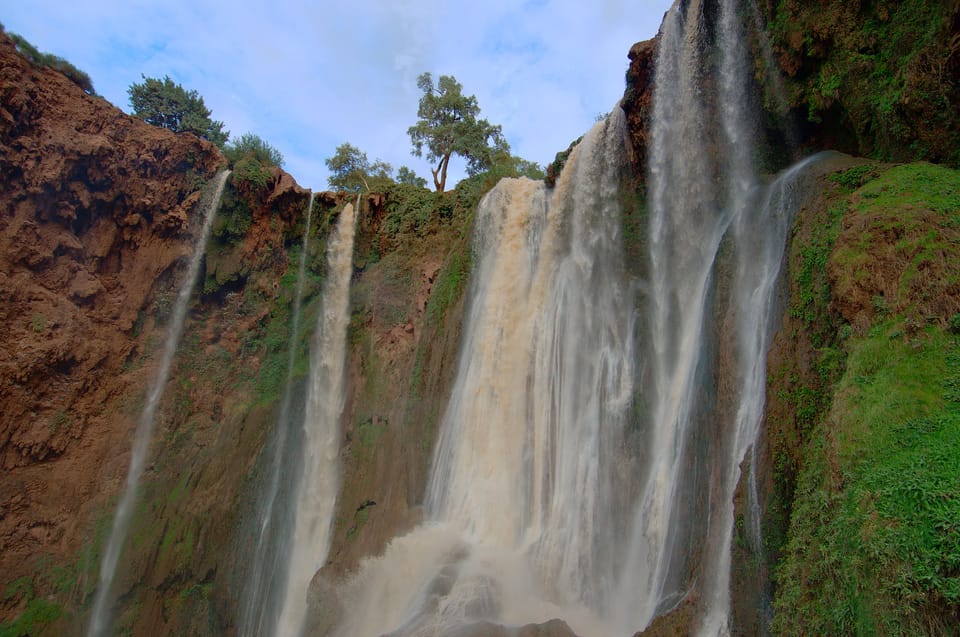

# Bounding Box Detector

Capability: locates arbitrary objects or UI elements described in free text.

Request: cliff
[1,1,959,634]
[0,29,223,630]
[0,28,480,634]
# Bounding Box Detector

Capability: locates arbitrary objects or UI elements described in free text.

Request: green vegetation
[397,166,428,188]
[789,200,845,331]
[773,324,960,635]
[545,136,584,187]
[831,162,960,322]
[29,314,46,333]
[771,161,960,634]
[128,75,228,147]
[224,133,283,193]
[224,133,284,168]
[210,183,253,246]
[766,1,960,166]
[0,599,64,637]
[408,72,509,192]
[6,30,95,95]
[325,143,393,193]
[425,249,470,328]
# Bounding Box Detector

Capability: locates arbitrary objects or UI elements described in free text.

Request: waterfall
[240,192,316,637]
[303,1,826,634]
[620,0,825,633]
[698,153,827,636]
[87,170,230,637]
[326,109,635,637]
[275,198,358,636]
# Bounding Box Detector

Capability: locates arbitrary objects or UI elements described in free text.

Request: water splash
[240,191,316,637]
[275,198,358,636]
[87,170,230,637]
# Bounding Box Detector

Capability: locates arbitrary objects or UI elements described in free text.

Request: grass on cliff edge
[773,162,960,635]
[773,324,960,635]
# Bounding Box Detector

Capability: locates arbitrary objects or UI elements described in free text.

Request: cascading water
[325,109,636,637]
[304,2,828,634]
[274,198,358,636]
[622,0,827,633]
[240,192,316,637]
[87,170,230,637]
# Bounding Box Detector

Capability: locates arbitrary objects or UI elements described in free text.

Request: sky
[3,0,673,192]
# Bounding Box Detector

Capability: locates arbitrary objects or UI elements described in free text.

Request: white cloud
[3,0,672,191]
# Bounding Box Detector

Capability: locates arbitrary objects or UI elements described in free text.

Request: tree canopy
[325,143,393,193]
[128,75,228,147]
[407,73,508,192]
[397,166,428,189]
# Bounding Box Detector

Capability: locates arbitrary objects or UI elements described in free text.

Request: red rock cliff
[0,30,224,617]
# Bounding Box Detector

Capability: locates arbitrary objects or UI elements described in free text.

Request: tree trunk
[433,153,451,192]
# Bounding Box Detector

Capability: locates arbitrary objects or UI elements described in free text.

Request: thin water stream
[240,192,316,637]
[87,170,230,637]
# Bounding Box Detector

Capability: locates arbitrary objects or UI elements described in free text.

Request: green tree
[128,75,228,147]
[407,72,507,192]
[325,143,393,193]
[396,166,428,189]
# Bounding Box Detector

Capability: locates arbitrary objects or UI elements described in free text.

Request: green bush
[231,156,272,192]
[224,132,283,168]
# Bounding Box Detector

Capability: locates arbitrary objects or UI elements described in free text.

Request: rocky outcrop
[621,38,659,175]
[0,31,323,633]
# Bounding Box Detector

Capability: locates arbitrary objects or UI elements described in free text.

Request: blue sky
[3,1,673,191]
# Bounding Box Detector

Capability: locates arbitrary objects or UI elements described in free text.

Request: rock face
[756,0,960,165]
[0,28,221,608]
[621,37,659,175]
[0,31,321,634]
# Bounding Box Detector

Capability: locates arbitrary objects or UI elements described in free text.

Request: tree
[397,166,428,189]
[407,72,507,192]
[325,143,393,193]
[128,75,228,147]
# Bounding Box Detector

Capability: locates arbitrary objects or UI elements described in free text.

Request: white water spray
[87,170,230,637]
[275,198,358,636]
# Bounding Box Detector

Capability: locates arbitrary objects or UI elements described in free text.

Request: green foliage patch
[789,200,844,335]
[0,599,65,637]
[8,31,95,95]
[773,325,960,635]
[128,75,228,147]
[766,0,960,165]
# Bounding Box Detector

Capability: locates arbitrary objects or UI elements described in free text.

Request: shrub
[8,32,95,95]
[231,156,272,192]
[224,132,283,168]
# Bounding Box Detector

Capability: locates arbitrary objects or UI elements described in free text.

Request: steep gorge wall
[2,1,959,633]
[0,30,225,631]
